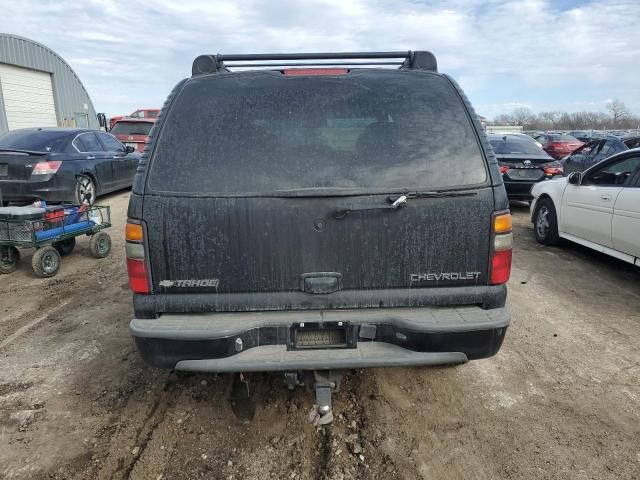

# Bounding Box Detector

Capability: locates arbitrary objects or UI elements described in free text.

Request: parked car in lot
[110,119,156,153]
[126,51,512,422]
[563,136,640,175]
[523,131,544,139]
[531,148,640,267]
[109,108,160,129]
[568,131,590,142]
[0,128,140,204]
[489,133,562,201]
[495,132,542,148]
[129,108,160,119]
[534,133,584,160]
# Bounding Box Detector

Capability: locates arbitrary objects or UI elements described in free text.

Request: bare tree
[491,113,515,126]
[489,102,639,131]
[537,111,562,129]
[511,108,536,128]
[606,99,628,126]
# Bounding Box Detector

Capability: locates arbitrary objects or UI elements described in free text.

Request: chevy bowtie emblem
[128,136,134,140]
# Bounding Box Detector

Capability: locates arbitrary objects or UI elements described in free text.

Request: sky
[1,0,638,119]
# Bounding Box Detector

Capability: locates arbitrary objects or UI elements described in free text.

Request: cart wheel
[53,237,76,256]
[90,232,111,258]
[0,246,20,274]
[32,246,61,278]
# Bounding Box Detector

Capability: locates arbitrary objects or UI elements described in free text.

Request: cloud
[1,0,638,117]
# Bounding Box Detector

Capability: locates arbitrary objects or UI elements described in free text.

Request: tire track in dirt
[119,376,178,479]
[140,369,400,480]
[0,299,72,349]
[94,372,175,480]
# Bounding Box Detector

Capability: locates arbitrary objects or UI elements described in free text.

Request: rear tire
[90,232,111,258]
[75,175,96,205]
[32,246,61,278]
[0,246,20,274]
[53,237,76,256]
[533,198,560,245]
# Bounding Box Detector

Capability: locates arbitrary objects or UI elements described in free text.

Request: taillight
[499,165,510,175]
[284,68,348,76]
[32,161,62,175]
[490,211,512,285]
[543,164,563,176]
[126,221,150,293]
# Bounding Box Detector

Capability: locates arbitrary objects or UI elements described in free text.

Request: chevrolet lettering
[411,272,482,282]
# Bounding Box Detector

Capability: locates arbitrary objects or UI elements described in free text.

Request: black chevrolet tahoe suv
[126,51,512,421]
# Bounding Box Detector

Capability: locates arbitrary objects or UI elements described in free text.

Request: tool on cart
[0,203,112,277]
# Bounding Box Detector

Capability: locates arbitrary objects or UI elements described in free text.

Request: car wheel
[75,175,96,205]
[90,232,111,258]
[0,246,20,274]
[32,246,61,278]
[53,237,76,256]
[533,198,560,245]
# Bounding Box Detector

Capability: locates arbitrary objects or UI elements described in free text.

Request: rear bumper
[0,177,73,203]
[504,181,536,200]
[130,306,510,371]
[504,177,562,201]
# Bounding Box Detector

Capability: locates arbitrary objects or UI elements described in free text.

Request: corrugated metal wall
[0,34,98,134]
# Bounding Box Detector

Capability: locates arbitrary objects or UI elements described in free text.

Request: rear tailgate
[143,190,493,295]
[139,69,496,314]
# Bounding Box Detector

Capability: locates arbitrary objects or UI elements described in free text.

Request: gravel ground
[1,191,639,480]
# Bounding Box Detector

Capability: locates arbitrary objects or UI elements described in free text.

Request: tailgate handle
[301,272,343,294]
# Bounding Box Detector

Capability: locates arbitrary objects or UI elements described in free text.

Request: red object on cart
[44,206,65,223]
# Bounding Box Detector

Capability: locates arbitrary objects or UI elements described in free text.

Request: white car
[530,148,640,266]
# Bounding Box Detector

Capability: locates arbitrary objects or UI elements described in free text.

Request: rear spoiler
[192,51,437,76]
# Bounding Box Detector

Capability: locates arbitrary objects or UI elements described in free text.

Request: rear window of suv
[111,121,154,136]
[148,70,487,194]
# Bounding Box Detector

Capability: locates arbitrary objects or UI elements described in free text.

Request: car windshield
[489,136,546,156]
[111,121,154,136]
[0,130,70,152]
[149,71,487,194]
[549,134,579,142]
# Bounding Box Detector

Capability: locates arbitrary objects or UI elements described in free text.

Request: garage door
[0,63,58,131]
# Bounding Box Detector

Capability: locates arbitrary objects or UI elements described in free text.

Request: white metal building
[0,34,99,135]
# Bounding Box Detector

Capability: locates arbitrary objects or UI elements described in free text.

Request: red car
[129,108,160,119]
[109,109,160,129]
[534,133,584,160]
[110,118,156,153]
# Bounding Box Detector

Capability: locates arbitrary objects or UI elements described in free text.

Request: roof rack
[191,51,437,76]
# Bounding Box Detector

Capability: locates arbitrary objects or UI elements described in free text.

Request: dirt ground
[1,190,639,480]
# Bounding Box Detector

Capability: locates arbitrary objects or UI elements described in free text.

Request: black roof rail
[191,51,437,76]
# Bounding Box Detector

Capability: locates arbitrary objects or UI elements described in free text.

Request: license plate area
[507,168,543,180]
[290,322,355,350]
